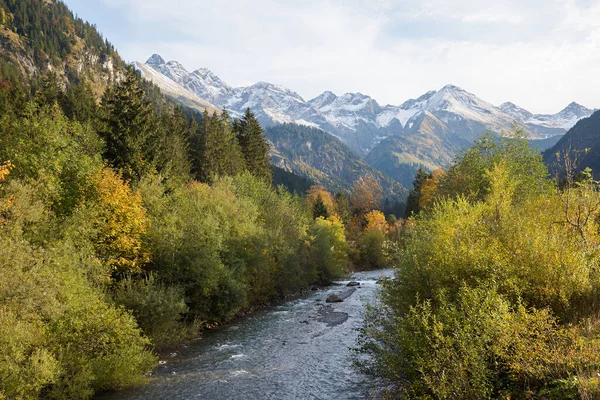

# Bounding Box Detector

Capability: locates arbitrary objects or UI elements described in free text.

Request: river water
[100,269,392,400]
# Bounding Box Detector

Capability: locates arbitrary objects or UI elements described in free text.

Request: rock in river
[346,281,360,287]
[326,295,344,303]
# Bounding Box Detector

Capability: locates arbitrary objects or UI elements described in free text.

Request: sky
[62,0,600,114]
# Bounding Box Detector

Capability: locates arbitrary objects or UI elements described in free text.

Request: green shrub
[357,286,600,399]
[353,230,387,270]
[308,216,349,284]
[357,155,600,398]
[112,274,200,349]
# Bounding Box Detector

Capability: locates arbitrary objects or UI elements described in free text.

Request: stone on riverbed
[318,305,349,327]
[346,281,360,287]
[326,295,344,303]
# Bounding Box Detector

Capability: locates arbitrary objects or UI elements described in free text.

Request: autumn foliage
[86,168,149,275]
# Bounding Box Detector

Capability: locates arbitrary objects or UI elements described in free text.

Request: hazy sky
[63,0,599,113]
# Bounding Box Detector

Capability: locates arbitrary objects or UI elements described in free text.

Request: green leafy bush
[112,274,199,349]
[357,138,600,399]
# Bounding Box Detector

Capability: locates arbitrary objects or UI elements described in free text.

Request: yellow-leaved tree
[350,176,382,216]
[364,210,389,235]
[86,168,149,275]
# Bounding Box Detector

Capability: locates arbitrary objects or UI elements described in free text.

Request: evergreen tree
[313,194,329,219]
[193,110,245,183]
[35,72,63,107]
[157,108,192,186]
[405,168,430,217]
[99,70,161,182]
[61,78,99,123]
[334,192,352,225]
[234,108,272,182]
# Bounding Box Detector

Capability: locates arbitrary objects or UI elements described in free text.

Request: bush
[356,155,600,398]
[112,274,199,349]
[356,286,600,399]
[353,230,387,270]
[308,216,349,284]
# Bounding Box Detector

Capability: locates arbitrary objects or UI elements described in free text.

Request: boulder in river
[326,295,344,303]
[346,281,360,287]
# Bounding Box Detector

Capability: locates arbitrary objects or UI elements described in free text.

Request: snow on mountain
[308,92,381,131]
[135,61,218,114]
[139,54,595,155]
[499,101,534,122]
[187,67,234,105]
[527,102,596,130]
[223,82,323,128]
[499,100,596,135]
[307,91,337,110]
[145,54,233,105]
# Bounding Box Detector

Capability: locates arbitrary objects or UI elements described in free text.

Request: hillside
[543,110,600,177]
[0,0,124,94]
[266,123,407,201]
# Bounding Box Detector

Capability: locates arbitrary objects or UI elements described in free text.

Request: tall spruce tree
[193,110,245,183]
[313,194,330,219]
[334,191,352,225]
[157,107,192,186]
[405,168,430,217]
[234,108,272,182]
[99,70,161,182]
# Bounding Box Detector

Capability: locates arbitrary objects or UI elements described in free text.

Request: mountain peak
[499,101,533,122]
[499,101,518,108]
[146,54,165,66]
[563,102,587,112]
[192,67,218,77]
[439,84,463,92]
[556,102,594,118]
[308,91,338,110]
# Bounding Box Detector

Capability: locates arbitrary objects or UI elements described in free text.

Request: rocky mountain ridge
[138,54,596,156]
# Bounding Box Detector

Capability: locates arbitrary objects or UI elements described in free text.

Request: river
[100,269,392,400]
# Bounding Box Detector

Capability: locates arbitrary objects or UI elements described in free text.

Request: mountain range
[137,54,595,155]
[137,54,595,189]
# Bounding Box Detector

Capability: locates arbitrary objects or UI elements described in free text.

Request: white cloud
[103,0,599,113]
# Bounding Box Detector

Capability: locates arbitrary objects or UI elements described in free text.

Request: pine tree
[61,78,98,123]
[193,110,245,183]
[405,168,431,217]
[99,70,161,182]
[36,71,63,106]
[234,108,272,182]
[313,194,329,219]
[157,108,192,186]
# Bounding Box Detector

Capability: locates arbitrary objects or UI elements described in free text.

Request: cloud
[100,0,600,113]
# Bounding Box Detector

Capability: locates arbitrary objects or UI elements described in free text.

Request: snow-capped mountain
[500,101,596,138]
[527,102,595,130]
[224,81,324,128]
[135,60,218,114]
[499,101,534,122]
[145,54,234,105]
[138,54,595,157]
